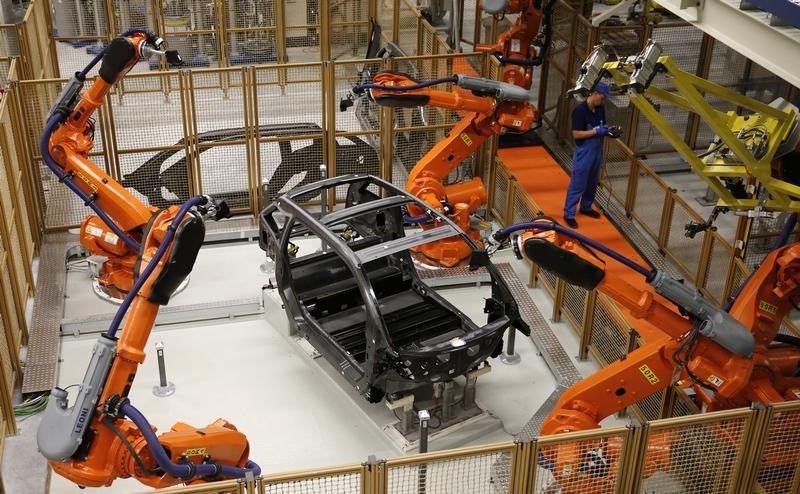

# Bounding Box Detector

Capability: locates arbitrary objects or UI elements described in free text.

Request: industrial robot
[340,0,554,267]
[36,30,260,489]
[480,39,800,492]
[488,218,800,492]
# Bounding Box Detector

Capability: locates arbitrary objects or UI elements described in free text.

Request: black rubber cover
[99,37,135,84]
[523,238,604,290]
[374,94,430,108]
[148,212,205,305]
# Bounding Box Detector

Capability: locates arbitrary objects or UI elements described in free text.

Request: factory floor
[5,237,618,494]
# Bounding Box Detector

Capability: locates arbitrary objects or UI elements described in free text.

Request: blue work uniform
[564,101,606,220]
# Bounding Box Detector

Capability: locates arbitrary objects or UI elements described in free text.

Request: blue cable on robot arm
[492,220,655,278]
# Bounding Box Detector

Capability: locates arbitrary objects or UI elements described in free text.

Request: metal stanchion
[500,327,521,365]
[418,410,430,494]
[152,341,176,397]
[320,163,328,250]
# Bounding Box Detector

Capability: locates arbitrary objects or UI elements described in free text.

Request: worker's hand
[594,125,609,137]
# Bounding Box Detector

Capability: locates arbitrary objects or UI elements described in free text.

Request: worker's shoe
[564,217,578,229]
[579,209,601,219]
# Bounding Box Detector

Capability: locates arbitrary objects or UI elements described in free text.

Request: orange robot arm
[350,71,535,265]
[476,0,552,89]
[488,221,757,433]
[36,31,259,489]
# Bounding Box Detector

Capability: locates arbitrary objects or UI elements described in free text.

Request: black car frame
[259,174,529,402]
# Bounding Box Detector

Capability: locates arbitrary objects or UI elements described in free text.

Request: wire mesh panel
[0,297,14,397]
[0,27,20,58]
[700,233,733,306]
[639,411,752,494]
[157,0,221,69]
[588,299,627,366]
[630,167,666,242]
[397,0,420,55]
[329,0,371,61]
[744,213,796,271]
[264,472,362,494]
[596,24,644,60]
[254,64,325,205]
[601,140,632,209]
[331,59,381,183]
[0,260,20,355]
[491,163,510,223]
[752,403,800,494]
[630,23,702,154]
[533,428,630,494]
[561,282,587,330]
[511,181,541,224]
[664,197,704,281]
[227,0,278,66]
[631,390,664,423]
[386,446,515,494]
[541,57,565,128]
[284,0,321,63]
[17,79,60,155]
[109,73,189,215]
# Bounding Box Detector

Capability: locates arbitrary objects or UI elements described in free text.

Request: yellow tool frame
[570,40,800,212]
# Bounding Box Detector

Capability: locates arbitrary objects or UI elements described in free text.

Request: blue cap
[593,82,611,97]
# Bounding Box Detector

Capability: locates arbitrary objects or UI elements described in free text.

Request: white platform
[46,244,615,494]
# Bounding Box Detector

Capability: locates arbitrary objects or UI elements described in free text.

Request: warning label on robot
[638,364,659,385]
[758,300,778,315]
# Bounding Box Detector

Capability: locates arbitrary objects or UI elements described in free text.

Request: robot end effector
[567,39,663,101]
[339,72,533,113]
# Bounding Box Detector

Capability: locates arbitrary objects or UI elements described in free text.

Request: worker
[563,82,612,229]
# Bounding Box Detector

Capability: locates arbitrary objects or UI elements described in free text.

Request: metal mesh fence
[633,390,664,423]
[0,262,19,354]
[511,182,540,224]
[744,212,798,271]
[601,141,632,208]
[254,64,325,205]
[0,303,13,398]
[538,263,557,299]
[589,300,627,366]
[561,282,587,329]
[396,0,421,55]
[491,163,510,222]
[0,27,20,58]
[753,404,800,494]
[386,448,513,494]
[641,413,750,494]
[329,0,371,61]
[534,429,628,494]
[263,471,362,493]
[700,233,733,305]
[664,198,704,280]
[227,0,278,66]
[630,167,666,241]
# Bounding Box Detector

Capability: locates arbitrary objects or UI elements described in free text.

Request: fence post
[552,277,565,322]
[657,189,675,253]
[577,289,597,361]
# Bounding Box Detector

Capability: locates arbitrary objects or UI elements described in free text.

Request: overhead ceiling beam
[655,0,800,89]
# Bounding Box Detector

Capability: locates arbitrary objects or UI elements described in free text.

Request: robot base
[92,276,190,305]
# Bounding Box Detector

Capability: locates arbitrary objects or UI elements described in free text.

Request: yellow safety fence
[148,403,800,494]
[0,57,35,436]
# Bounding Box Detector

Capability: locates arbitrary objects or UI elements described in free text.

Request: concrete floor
[5,239,619,494]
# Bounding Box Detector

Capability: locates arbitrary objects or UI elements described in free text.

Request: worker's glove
[594,125,610,137]
[607,125,623,139]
